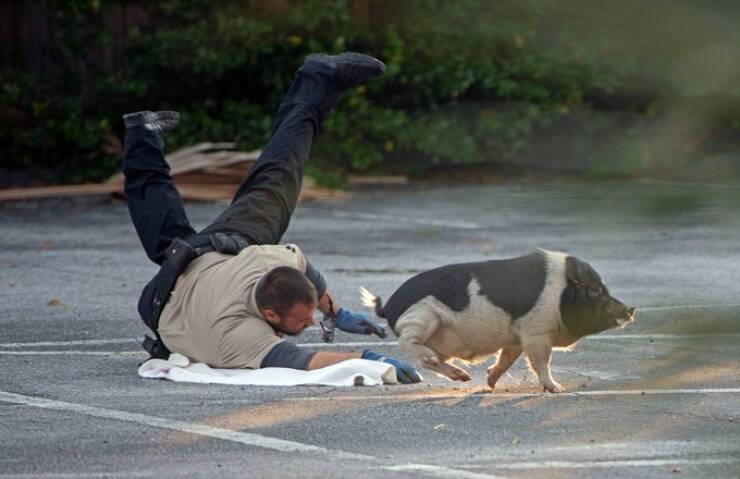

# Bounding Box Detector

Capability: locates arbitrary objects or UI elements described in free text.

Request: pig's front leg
[522,339,565,393]
[486,346,522,389]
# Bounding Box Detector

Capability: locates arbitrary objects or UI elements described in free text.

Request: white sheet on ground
[138,354,398,386]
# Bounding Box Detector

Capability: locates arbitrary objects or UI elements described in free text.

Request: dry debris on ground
[0,143,343,202]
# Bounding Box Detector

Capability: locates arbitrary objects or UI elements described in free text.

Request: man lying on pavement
[122,52,420,384]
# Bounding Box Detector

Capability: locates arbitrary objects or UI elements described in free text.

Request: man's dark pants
[123,62,338,263]
[122,62,340,356]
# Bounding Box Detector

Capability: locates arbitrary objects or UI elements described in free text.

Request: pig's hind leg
[396,307,472,381]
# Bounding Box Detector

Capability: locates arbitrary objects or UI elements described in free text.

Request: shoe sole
[150,111,179,122]
[305,52,386,73]
[122,111,179,129]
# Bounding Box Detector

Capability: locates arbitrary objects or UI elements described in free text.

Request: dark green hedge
[2,0,738,184]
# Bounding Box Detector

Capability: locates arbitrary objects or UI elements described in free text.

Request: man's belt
[205,232,249,255]
[139,232,250,359]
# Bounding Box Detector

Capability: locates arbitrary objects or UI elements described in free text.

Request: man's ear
[261,308,279,325]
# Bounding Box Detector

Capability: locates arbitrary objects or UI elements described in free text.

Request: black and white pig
[360,249,635,392]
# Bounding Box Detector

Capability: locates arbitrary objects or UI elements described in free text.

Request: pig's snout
[606,299,636,327]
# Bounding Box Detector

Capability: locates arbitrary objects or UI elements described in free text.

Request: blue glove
[362,350,421,384]
[335,308,387,338]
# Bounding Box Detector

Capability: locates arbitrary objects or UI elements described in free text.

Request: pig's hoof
[543,382,566,393]
[445,366,472,381]
[454,369,472,381]
[486,373,501,389]
[422,355,440,366]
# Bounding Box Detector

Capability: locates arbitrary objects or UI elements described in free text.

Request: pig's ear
[565,256,583,284]
[565,256,600,284]
[565,256,602,284]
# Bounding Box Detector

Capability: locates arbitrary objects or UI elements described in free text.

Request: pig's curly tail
[358,287,386,318]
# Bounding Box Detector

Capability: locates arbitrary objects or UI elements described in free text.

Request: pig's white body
[361,248,636,391]
[395,250,571,360]
[380,249,573,390]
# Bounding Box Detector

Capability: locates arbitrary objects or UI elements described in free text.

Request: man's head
[256,266,318,335]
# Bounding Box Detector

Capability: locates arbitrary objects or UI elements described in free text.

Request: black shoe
[122,111,180,134]
[303,52,386,88]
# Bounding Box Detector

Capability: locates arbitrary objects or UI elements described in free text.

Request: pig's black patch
[383,251,547,329]
[560,256,614,338]
[382,263,473,328]
[474,251,547,320]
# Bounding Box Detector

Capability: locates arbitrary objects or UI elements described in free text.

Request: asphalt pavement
[1,180,739,478]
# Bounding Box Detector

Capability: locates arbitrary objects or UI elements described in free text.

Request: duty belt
[138,232,250,359]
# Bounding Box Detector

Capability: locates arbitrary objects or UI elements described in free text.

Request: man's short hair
[255,266,318,316]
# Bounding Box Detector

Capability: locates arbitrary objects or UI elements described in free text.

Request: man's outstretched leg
[121,111,196,264]
[199,52,386,245]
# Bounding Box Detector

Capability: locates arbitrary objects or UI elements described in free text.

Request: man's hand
[335,308,387,338]
[362,350,421,384]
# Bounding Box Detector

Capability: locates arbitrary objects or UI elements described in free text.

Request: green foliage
[587,138,652,179]
[7,0,726,184]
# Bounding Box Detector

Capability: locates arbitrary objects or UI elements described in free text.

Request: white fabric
[138,354,398,386]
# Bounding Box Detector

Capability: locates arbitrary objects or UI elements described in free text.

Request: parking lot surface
[1,180,739,478]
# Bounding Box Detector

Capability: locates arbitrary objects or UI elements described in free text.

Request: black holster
[138,238,197,359]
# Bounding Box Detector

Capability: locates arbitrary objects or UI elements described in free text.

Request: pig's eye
[588,286,602,297]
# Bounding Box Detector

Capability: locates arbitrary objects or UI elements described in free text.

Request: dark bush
[2,0,738,184]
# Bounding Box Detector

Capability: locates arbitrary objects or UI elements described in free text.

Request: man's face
[267,301,317,336]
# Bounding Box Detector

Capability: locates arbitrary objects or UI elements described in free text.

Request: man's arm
[260,342,420,383]
[306,259,386,338]
[305,261,327,297]
[317,289,339,316]
[310,350,421,383]
[304,261,348,317]
[317,290,386,338]
[307,351,362,370]
[260,341,361,370]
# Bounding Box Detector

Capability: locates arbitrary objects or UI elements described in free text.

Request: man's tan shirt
[158,244,307,369]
